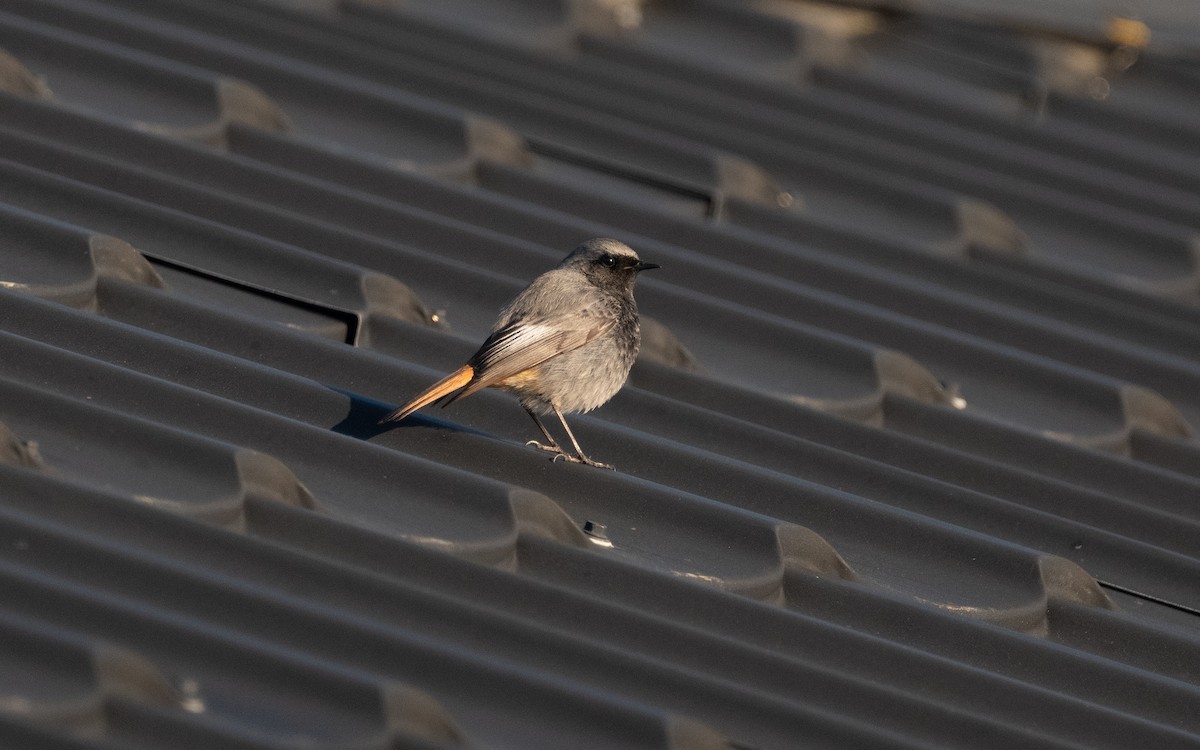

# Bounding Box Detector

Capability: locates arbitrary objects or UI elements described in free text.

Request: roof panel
[0,0,1199,747]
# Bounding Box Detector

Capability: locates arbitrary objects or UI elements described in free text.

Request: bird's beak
[633,261,661,272]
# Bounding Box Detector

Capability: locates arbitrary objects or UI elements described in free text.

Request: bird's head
[560,238,660,290]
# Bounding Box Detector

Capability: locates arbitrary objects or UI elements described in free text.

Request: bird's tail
[378,365,475,424]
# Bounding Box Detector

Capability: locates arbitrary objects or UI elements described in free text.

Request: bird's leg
[553,406,614,470]
[524,408,566,456]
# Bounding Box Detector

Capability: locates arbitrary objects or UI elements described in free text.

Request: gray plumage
[380,238,659,469]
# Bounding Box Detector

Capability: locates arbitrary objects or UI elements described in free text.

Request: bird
[379,238,659,469]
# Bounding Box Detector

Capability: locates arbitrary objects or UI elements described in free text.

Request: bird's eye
[599,254,616,268]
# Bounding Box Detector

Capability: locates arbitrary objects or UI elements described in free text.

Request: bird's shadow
[327,386,490,441]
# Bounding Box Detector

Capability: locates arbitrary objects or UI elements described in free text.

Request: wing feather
[450,314,614,401]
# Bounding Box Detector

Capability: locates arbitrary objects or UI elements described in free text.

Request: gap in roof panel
[1098,588,1200,637]
[151,263,351,343]
[4,0,1200,745]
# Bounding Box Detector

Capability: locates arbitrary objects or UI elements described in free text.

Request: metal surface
[0,0,1197,747]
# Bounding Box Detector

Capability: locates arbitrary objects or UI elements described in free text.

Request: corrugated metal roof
[0,0,1198,747]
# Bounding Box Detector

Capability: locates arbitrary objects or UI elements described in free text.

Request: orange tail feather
[379,365,475,424]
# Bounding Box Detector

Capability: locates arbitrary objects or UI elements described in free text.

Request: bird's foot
[525,440,565,455]
[526,440,614,470]
[552,452,615,470]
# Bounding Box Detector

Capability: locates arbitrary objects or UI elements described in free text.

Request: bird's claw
[526,440,564,455]
[552,452,614,470]
[526,440,614,469]
[580,457,615,470]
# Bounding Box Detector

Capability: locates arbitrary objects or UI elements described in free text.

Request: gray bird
[379,238,659,469]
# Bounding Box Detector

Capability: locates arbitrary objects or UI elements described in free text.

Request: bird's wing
[451,313,615,401]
